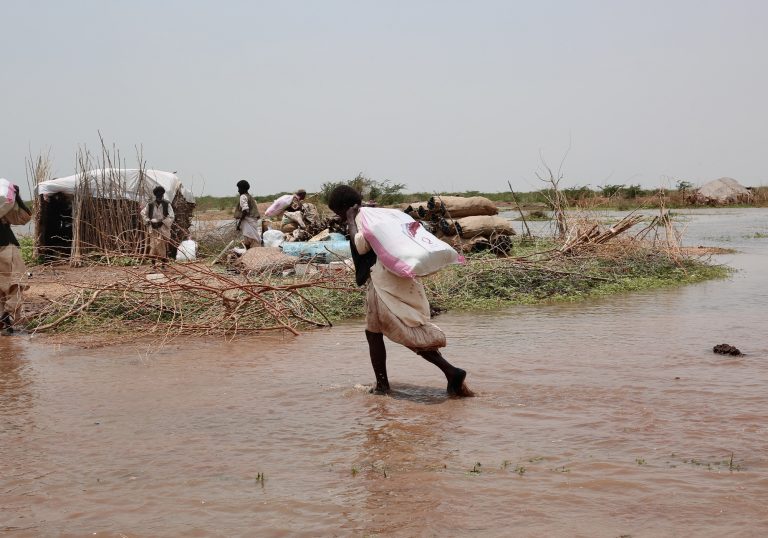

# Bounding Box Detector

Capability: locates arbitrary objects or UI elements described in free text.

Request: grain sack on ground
[453,215,515,238]
[440,235,489,253]
[430,196,498,218]
[406,195,499,219]
[237,247,296,274]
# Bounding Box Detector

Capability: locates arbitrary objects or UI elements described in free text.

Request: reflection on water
[1,209,767,536]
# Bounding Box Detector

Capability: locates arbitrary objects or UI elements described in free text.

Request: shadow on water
[351,382,462,405]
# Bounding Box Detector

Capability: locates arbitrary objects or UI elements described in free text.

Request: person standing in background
[234,180,262,248]
[141,185,175,263]
[0,186,32,334]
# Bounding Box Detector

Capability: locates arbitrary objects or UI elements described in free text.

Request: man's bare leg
[416,350,473,397]
[365,330,390,394]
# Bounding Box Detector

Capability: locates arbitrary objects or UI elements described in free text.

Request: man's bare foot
[447,368,474,397]
[369,384,391,395]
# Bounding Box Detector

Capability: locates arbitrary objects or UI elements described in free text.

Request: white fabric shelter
[36,169,195,203]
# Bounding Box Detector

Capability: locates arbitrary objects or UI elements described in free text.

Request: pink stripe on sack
[4,182,14,205]
[359,209,416,279]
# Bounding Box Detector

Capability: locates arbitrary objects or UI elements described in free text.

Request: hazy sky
[2,0,766,197]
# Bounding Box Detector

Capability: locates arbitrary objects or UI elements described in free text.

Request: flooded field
[2,209,767,536]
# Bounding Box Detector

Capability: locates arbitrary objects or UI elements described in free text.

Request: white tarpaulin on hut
[695,177,751,204]
[36,169,195,203]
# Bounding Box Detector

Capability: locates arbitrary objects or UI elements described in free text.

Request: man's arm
[14,186,31,215]
[345,205,360,236]
[236,194,249,230]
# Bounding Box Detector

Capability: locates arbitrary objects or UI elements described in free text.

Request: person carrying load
[281,189,308,231]
[327,185,473,397]
[141,185,175,262]
[0,184,32,334]
[234,180,262,248]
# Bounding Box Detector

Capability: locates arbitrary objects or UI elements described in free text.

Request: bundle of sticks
[559,213,645,254]
[28,262,354,337]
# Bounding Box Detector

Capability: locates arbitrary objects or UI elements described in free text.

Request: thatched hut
[692,177,752,205]
[35,168,195,263]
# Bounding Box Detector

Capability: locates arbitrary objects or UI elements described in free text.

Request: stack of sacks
[403,195,515,253]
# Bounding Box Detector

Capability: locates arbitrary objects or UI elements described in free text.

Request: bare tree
[535,140,571,238]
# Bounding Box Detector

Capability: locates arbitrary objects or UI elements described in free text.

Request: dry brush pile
[26,261,357,338]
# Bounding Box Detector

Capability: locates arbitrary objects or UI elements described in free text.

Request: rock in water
[713,344,743,356]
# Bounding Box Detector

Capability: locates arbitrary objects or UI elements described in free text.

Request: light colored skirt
[0,245,27,320]
[365,285,445,351]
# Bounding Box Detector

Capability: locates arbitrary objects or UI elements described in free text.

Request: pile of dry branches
[27,261,356,338]
[559,212,646,254]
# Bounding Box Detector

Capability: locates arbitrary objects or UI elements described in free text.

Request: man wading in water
[328,185,473,397]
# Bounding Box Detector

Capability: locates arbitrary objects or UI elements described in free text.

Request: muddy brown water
[2,209,768,537]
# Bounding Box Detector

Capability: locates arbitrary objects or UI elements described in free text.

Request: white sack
[176,239,198,261]
[262,229,285,248]
[359,207,463,278]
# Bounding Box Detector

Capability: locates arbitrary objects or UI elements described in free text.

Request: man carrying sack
[0,185,32,334]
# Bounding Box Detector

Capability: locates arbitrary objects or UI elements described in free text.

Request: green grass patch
[422,250,731,312]
[18,236,39,266]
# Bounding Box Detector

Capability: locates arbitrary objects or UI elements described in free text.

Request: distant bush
[600,184,625,197]
[624,184,645,199]
[319,173,406,206]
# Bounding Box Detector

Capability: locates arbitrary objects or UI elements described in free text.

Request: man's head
[296,189,307,200]
[236,180,250,194]
[153,185,165,201]
[327,185,362,221]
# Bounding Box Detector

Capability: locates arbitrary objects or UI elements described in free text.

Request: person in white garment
[140,185,175,262]
[234,180,262,248]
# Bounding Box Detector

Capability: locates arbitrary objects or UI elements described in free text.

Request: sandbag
[359,207,463,278]
[428,196,498,218]
[454,215,515,238]
[238,247,295,273]
[264,194,293,217]
[441,235,490,253]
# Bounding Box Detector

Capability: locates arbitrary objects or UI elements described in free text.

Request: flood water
[2,209,767,537]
